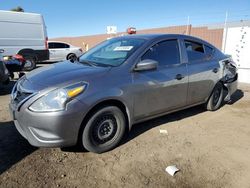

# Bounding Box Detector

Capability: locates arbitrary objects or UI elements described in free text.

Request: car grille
[11,78,35,109]
[14,89,33,104]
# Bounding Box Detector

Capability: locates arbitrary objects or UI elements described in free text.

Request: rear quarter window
[204,45,214,59]
[64,44,70,48]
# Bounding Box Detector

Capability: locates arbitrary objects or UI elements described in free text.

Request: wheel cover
[68,54,77,61]
[24,60,32,68]
[91,114,118,145]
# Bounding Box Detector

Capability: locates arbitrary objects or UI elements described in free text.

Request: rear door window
[141,39,180,66]
[53,43,67,49]
[48,42,55,49]
[184,40,206,62]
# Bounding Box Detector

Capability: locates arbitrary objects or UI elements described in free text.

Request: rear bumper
[224,74,238,101]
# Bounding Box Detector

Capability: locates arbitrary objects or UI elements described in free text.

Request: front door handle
[175,74,184,80]
[212,68,219,73]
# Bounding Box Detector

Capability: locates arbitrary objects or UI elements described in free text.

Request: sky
[0,0,250,38]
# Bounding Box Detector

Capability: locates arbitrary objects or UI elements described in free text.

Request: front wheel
[81,106,126,153]
[206,82,224,111]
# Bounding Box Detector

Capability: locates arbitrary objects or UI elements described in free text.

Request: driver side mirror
[0,49,4,53]
[134,59,158,72]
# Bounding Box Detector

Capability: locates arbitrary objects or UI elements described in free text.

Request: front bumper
[9,97,87,147]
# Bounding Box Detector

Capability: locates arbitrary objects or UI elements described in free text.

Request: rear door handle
[175,74,184,80]
[212,68,219,73]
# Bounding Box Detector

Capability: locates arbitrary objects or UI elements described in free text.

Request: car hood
[23,61,110,91]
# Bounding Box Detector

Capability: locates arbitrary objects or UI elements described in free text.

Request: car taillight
[127,27,136,34]
[13,54,25,63]
[45,37,48,49]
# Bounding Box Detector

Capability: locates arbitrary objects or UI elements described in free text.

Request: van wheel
[206,82,223,111]
[23,56,36,71]
[81,106,126,153]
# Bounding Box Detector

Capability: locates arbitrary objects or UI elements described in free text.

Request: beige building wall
[53,25,223,50]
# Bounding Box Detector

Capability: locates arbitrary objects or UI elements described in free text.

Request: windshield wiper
[94,62,115,67]
[80,60,97,67]
[80,59,117,67]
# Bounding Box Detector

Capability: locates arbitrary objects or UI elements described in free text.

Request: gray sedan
[9,34,238,153]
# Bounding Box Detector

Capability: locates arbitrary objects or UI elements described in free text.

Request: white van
[0,10,49,70]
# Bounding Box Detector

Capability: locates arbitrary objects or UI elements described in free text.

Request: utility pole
[186,16,190,35]
[223,11,228,53]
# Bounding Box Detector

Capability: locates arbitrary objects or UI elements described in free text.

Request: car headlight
[29,82,87,112]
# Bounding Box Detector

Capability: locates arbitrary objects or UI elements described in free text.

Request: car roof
[117,33,197,40]
[116,34,215,48]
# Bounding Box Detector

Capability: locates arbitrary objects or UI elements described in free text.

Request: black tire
[3,77,10,85]
[9,72,14,80]
[23,56,36,71]
[67,53,77,62]
[82,106,126,153]
[206,82,224,111]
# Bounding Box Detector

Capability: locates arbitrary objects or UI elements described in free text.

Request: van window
[185,40,206,62]
[141,40,180,66]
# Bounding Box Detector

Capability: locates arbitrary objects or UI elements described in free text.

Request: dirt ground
[1,79,250,188]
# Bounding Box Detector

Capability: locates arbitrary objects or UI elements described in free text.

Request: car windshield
[79,38,146,67]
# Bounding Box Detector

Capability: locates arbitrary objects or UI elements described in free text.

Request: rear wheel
[67,53,77,62]
[206,82,223,111]
[81,106,126,153]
